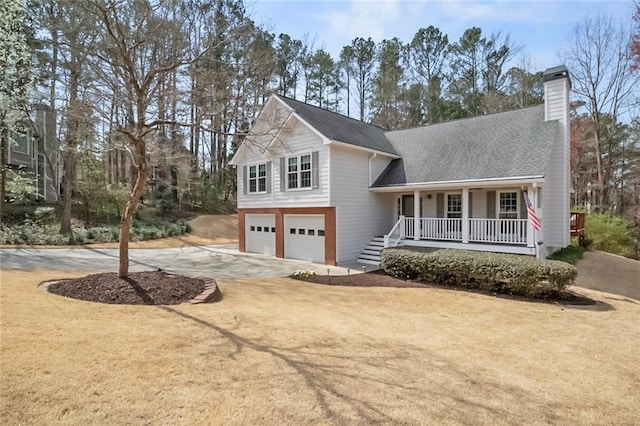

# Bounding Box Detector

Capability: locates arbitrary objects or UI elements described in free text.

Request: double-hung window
[498,192,518,219]
[248,163,267,193]
[446,193,462,218]
[11,126,30,155]
[287,154,312,190]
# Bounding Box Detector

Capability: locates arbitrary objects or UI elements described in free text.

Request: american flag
[523,191,541,231]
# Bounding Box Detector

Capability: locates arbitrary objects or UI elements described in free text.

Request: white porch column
[414,190,420,240]
[527,184,535,249]
[462,188,469,243]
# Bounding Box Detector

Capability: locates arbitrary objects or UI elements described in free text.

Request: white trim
[370,176,545,192]
[327,139,400,159]
[462,188,469,243]
[327,144,332,205]
[368,152,377,186]
[413,190,420,240]
[399,239,535,256]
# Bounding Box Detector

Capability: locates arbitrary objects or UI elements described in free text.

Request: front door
[401,194,415,217]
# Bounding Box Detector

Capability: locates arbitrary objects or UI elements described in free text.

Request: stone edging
[39,274,223,305]
[188,277,222,304]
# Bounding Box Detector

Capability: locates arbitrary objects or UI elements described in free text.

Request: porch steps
[356,236,386,266]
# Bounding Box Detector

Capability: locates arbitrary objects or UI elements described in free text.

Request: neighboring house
[105,133,193,204]
[3,104,60,202]
[230,66,571,265]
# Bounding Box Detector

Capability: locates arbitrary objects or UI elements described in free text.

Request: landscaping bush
[0,218,191,245]
[584,213,637,259]
[547,245,585,265]
[380,247,577,298]
[33,206,58,225]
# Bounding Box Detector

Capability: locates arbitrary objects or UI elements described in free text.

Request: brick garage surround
[238,207,336,265]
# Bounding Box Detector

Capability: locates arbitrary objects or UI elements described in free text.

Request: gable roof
[373,105,559,187]
[276,96,398,156]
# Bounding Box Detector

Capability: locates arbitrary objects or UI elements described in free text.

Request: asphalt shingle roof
[277,96,398,156]
[373,105,559,186]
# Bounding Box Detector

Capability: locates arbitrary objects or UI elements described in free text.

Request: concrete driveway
[2,245,637,300]
[575,251,640,300]
[0,244,358,278]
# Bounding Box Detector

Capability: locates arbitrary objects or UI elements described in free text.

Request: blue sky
[248,0,634,71]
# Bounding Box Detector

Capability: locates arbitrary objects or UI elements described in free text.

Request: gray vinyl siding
[543,135,570,248]
[236,118,330,209]
[370,155,392,185]
[543,78,570,249]
[330,144,394,264]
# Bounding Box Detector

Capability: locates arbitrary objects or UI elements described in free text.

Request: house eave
[370,175,545,192]
[327,139,400,158]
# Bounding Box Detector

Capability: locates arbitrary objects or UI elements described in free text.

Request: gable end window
[249,163,267,193]
[284,152,318,190]
[244,162,271,195]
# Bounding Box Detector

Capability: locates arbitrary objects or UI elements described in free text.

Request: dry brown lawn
[1,269,639,425]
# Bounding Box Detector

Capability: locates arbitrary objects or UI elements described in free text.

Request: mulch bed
[296,270,599,307]
[47,271,205,305]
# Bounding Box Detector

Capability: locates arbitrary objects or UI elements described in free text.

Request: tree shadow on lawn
[159,306,565,424]
[299,272,614,312]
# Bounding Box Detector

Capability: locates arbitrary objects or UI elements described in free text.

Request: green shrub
[291,270,315,278]
[33,206,58,225]
[547,245,585,265]
[0,219,191,245]
[381,247,577,298]
[585,213,637,259]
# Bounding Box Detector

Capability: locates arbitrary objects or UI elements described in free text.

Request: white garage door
[245,214,276,256]
[284,215,325,263]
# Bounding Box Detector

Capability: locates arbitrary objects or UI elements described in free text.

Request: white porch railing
[419,218,463,241]
[404,217,414,238]
[469,218,528,244]
[383,215,405,247]
[384,217,529,246]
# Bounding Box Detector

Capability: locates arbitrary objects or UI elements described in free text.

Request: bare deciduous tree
[87,0,210,277]
[561,13,639,210]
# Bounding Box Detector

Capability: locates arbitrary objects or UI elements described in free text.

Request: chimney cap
[543,65,571,88]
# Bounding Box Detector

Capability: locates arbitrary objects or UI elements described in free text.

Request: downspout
[368,152,377,186]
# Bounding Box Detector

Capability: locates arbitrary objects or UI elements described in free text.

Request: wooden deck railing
[570,212,586,237]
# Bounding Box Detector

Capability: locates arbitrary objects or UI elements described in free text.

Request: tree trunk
[59,66,79,234]
[0,117,7,223]
[118,141,148,278]
[59,150,74,233]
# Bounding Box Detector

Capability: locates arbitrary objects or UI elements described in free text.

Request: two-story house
[4,105,60,203]
[230,66,571,266]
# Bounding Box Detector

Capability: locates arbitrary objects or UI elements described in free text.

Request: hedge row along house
[230,66,571,266]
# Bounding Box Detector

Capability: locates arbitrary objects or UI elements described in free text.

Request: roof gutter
[369,175,545,192]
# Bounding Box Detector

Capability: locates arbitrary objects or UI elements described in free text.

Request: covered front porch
[381,185,541,257]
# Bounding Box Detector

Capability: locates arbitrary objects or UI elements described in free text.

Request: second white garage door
[245,214,276,256]
[284,214,325,263]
